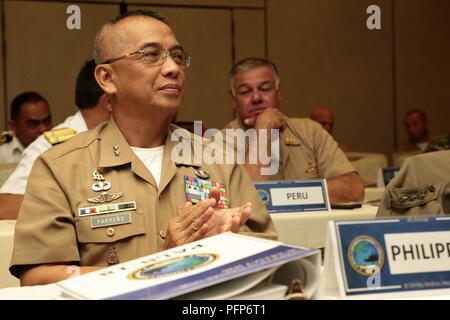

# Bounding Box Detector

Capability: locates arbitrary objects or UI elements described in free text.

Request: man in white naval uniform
[0,60,111,219]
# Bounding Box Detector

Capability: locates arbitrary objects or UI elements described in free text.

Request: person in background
[310,105,334,135]
[0,60,112,219]
[396,108,431,152]
[225,57,364,204]
[310,105,349,151]
[0,92,53,164]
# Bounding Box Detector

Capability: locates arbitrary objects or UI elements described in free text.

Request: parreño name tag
[319,216,450,299]
[254,180,330,213]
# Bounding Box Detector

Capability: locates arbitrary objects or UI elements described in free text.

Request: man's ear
[276,84,282,103]
[95,65,117,95]
[229,90,237,110]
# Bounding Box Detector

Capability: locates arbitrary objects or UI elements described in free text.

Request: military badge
[106,247,120,265]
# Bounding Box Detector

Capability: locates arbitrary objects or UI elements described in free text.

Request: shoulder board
[0,131,13,145]
[44,127,77,145]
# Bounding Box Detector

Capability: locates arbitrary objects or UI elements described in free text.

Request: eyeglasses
[100,47,191,68]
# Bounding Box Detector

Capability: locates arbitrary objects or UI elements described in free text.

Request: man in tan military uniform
[377,150,450,217]
[10,10,276,285]
[225,58,364,203]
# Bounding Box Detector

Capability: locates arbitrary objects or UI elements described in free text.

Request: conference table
[0,188,385,298]
[1,201,449,300]
[0,206,379,294]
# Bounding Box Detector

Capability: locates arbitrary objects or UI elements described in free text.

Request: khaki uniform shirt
[224,118,355,180]
[377,150,450,217]
[10,119,277,277]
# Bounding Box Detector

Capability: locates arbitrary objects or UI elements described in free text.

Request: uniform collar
[98,119,134,168]
[73,111,89,132]
[11,135,25,154]
[98,118,181,192]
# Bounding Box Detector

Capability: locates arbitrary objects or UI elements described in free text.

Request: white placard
[385,231,450,275]
[270,186,325,206]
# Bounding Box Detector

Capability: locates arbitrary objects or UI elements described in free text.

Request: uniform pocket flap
[389,184,437,209]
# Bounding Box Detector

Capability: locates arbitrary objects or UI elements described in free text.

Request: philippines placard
[321,216,450,299]
[254,179,330,213]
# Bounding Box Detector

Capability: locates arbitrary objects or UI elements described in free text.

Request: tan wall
[129,5,234,130]
[125,0,264,7]
[267,0,395,155]
[3,0,119,128]
[0,0,449,160]
[233,9,266,62]
[0,2,5,130]
[395,0,450,145]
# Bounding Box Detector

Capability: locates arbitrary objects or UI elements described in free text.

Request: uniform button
[159,230,166,239]
[429,186,435,193]
[106,227,115,237]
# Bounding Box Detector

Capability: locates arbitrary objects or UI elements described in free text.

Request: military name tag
[79,201,137,217]
[184,176,229,209]
[91,213,132,229]
[255,179,330,213]
[319,217,450,299]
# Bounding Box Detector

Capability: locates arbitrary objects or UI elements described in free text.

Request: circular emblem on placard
[128,254,218,280]
[257,189,270,206]
[348,235,384,276]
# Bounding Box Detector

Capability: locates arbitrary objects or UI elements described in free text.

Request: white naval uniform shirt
[0,135,24,165]
[0,111,88,194]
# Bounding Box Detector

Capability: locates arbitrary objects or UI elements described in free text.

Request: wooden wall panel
[267,0,394,156]
[0,3,5,130]
[126,0,264,8]
[4,1,119,125]
[130,5,234,129]
[233,9,265,62]
[395,0,450,146]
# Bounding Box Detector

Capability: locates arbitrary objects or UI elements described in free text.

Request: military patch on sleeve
[44,127,77,145]
[184,176,230,209]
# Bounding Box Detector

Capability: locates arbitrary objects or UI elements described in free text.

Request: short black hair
[75,60,104,109]
[10,91,48,120]
[111,9,170,26]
